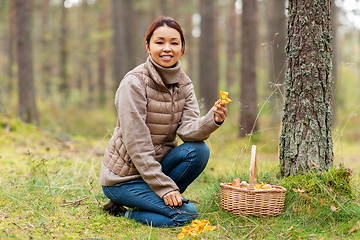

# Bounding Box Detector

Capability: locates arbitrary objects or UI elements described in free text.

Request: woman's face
[146,25,183,68]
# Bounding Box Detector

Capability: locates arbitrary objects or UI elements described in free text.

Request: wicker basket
[220,145,286,217]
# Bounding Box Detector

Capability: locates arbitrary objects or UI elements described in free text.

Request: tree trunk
[331,0,338,125]
[267,0,287,85]
[123,0,136,71]
[225,0,237,88]
[159,0,167,16]
[112,0,123,89]
[199,0,218,111]
[40,0,52,96]
[184,9,194,79]
[79,2,94,107]
[59,0,69,99]
[266,0,287,119]
[7,0,15,97]
[239,0,258,136]
[15,0,38,124]
[77,1,89,93]
[183,0,197,81]
[97,3,109,107]
[279,0,334,177]
[112,0,135,89]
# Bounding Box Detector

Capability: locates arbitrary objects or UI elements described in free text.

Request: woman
[100,16,228,227]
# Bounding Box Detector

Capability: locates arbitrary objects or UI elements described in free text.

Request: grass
[1,101,360,239]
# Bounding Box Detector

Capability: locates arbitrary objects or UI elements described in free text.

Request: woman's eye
[156,42,163,45]
[172,42,179,45]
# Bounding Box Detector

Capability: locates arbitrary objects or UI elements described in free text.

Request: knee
[192,141,210,165]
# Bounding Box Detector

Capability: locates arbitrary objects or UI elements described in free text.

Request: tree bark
[225,0,237,88]
[40,0,52,96]
[59,0,69,99]
[112,0,135,89]
[267,0,287,85]
[7,0,16,97]
[199,0,218,111]
[239,0,258,136]
[123,0,136,71]
[97,3,109,106]
[279,0,334,177]
[331,0,338,125]
[112,0,122,89]
[15,0,38,124]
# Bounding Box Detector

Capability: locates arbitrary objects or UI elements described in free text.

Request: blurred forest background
[0,0,359,141]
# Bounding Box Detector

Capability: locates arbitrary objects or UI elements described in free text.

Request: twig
[242,225,258,240]
[13,221,25,231]
[60,196,89,207]
[221,225,235,240]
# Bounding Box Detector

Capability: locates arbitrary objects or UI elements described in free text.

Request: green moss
[280,165,356,201]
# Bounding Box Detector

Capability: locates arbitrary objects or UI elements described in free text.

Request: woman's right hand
[163,190,182,207]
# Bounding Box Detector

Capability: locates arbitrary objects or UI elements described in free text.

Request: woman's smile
[161,55,172,61]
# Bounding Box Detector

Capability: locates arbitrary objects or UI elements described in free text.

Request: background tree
[199,0,218,111]
[83,3,95,106]
[159,0,168,16]
[59,0,69,99]
[14,0,38,124]
[112,0,135,89]
[279,0,334,177]
[182,0,198,82]
[123,0,136,72]
[97,2,110,106]
[7,0,15,97]
[40,0,52,97]
[266,0,287,120]
[239,0,258,136]
[112,0,124,89]
[225,0,237,88]
[266,0,287,85]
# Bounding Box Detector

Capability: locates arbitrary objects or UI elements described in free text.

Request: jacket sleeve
[116,75,179,198]
[176,84,220,142]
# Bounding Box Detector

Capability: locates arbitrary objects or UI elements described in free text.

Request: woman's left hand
[212,103,228,123]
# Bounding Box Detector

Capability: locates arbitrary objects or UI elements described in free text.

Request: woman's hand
[212,103,228,123]
[163,190,182,207]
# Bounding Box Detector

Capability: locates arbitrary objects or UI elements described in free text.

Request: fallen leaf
[330,205,338,212]
[293,188,305,196]
[349,221,360,234]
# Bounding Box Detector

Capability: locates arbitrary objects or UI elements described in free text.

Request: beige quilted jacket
[100,56,220,198]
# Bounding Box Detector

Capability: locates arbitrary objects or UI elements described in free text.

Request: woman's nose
[163,43,171,51]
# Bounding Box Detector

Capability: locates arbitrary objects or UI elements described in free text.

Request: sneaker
[102,200,127,217]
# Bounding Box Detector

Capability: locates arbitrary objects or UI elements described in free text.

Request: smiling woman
[145,26,183,68]
[99,16,229,227]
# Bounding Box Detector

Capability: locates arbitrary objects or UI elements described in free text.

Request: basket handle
[249,145,257,190]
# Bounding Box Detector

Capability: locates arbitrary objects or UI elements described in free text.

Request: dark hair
[145,16,185,55]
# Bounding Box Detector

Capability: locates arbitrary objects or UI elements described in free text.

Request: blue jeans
[102,141,210,227]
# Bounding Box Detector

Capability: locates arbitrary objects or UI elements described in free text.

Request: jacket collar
[146,55,183,86]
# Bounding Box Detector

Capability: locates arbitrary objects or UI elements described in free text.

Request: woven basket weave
[220,145,286,217]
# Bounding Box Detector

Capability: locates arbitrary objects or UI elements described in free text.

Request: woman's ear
[145,42,151,54]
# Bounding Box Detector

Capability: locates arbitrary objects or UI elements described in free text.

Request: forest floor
[0,113,359,239]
